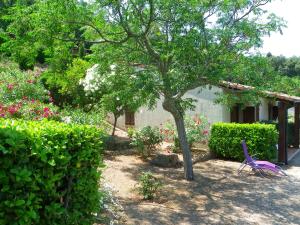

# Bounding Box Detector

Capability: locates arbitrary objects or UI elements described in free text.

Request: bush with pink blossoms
[0,61,60,120]
[161,115,211,151]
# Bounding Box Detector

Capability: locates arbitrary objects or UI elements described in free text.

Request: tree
[5,0,284,180]
[0,0,37,69]
[80,64,154,136]
[267,53,300,77]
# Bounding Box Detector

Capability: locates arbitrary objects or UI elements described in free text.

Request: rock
[104,136,132,151]
[150,154,182,168]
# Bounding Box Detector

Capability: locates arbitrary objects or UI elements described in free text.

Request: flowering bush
[0,61,60,120]
[161,115,211,151]
[0,65,50,104]
[0,100,60,120]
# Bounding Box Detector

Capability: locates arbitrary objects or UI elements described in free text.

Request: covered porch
[222,81,300,164]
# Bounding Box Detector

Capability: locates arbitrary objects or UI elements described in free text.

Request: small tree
[80,64,152,136]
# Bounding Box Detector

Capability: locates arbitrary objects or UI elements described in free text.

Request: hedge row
[209,123,278,161]
[0,119,105,225]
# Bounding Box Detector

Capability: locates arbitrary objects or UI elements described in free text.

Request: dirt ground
[102,149,300,225]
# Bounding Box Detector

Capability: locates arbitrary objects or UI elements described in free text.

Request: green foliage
[209,123,278,162]
[131,126,163,158]
[268,53,300,77]
[60,107,109,131]
[4,0,285,111]
[0,61,48,104]
[138,172,162,200]
[80,64,156,134]
[41,58,92,107]
[127,127,136,138]
[0,60,60,120]
[0,119,105,225]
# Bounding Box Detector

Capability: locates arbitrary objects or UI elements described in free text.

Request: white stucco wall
[259,98,269,121]
[110,85,231,130]
[108,86,273,130]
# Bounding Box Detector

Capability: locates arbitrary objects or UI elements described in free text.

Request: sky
[260,0,300,57]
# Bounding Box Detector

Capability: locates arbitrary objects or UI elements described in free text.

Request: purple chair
[238,140,287,176]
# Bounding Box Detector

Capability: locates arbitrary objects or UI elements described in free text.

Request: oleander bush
[162,115,210,152]
[209,122,278,161]
[0,119,105,225]
[0,60,60,120]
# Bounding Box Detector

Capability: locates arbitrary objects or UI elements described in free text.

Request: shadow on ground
[102,152,300,225]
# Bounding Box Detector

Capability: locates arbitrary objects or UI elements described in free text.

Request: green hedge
[0,119,104,225]
[208,123,278,161]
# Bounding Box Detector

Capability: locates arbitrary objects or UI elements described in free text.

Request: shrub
[0,63,49,104]
[60,107,109,130]
[0,100,60,121]
[127,127,136,138]
[41,58,91,107]
[0,61,60,120]
[0,119,105,225]
[209,122,278,161]
[138,172,162,200]
[131,126,163,158]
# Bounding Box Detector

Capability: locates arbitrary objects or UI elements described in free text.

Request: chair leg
[238,160,247,174]
[252,168,266,178]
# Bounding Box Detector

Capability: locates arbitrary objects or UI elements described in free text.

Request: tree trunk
[162,97,194,180]
[174,115,194,180]
[111,114,118,136]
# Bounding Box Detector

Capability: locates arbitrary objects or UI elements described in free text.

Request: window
[125,111,135,126]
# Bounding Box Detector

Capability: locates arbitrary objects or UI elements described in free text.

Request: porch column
[255,104,260,122]
[294,102,300,148]
[278,101,288,164]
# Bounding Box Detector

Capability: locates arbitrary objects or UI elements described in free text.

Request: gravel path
[102,151,300,225]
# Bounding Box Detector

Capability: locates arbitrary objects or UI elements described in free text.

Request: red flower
[203,130,209,135]
[43,107,50,113]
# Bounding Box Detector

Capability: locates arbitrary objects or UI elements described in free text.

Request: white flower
[62,116,72,124]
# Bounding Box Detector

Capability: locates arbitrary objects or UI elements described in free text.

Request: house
[108,81,300,165]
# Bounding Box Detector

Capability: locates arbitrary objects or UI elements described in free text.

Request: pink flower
[27,80,34,84]
[7,84,14,90]
[43,107,50,113]
[0,113,5,118]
